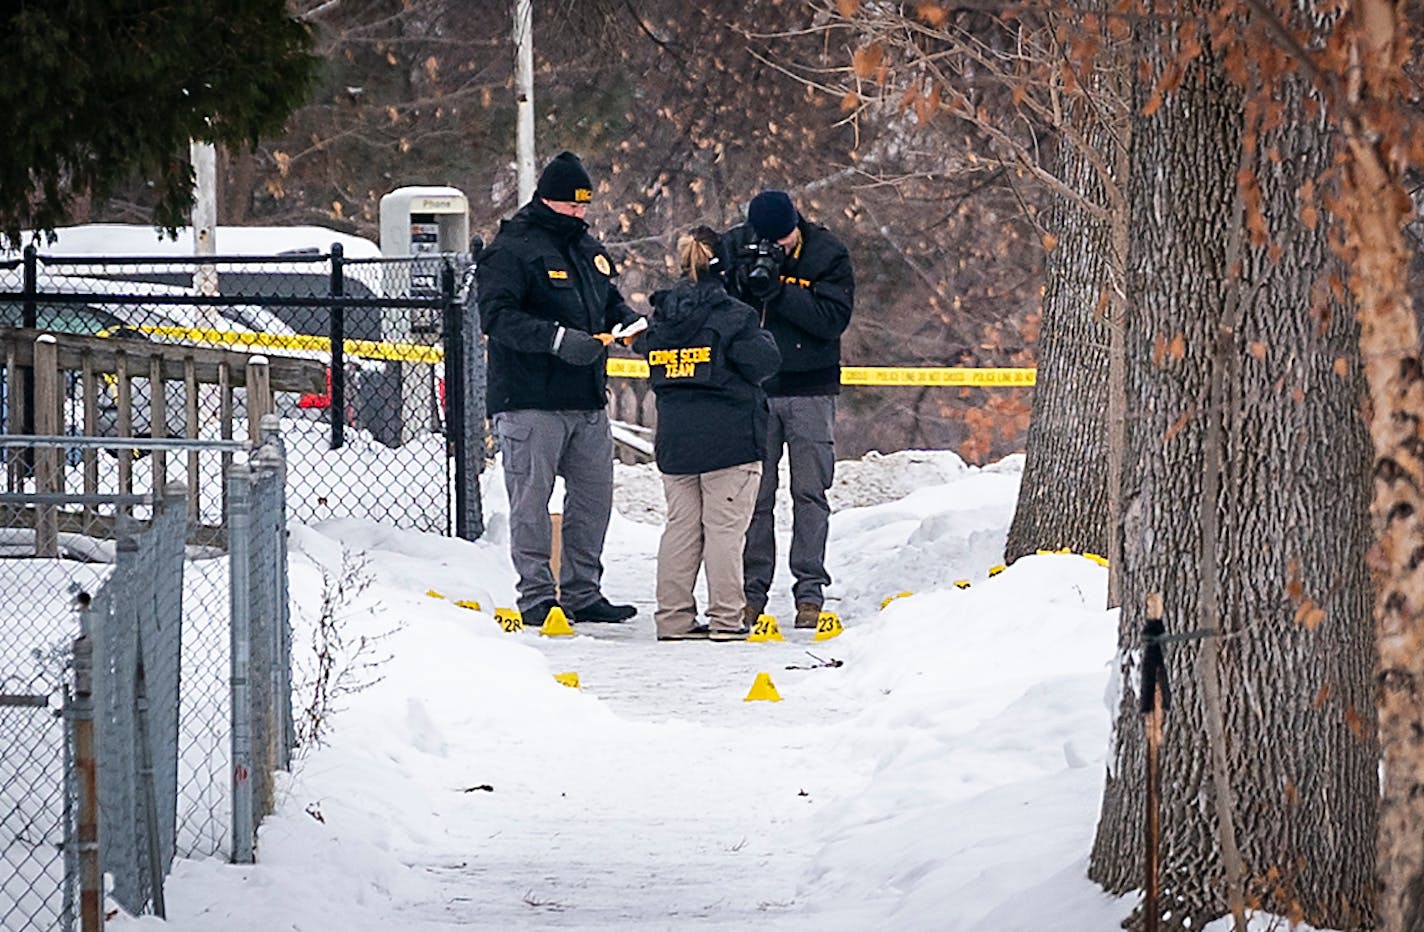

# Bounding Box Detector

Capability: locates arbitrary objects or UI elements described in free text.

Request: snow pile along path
[143,451,1144,931]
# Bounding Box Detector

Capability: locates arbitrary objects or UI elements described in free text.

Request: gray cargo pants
[743,395,836,610]
[493,409,614,614]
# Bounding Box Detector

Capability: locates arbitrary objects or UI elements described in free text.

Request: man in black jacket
[476,151,642,626]
[721,190,855,629]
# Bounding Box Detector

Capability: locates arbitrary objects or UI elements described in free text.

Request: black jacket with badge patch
[639,277,781,475]
[719,218,854,397]
[476,199,640,413]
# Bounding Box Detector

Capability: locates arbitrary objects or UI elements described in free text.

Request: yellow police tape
[612,357,1035,385]
[137,325,444,365]
[840,367,1035,386]
[137,326,1037,385]
[607,357,652,378]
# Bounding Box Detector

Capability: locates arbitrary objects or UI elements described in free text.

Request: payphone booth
[379,187,469,257]
[377,186,470,443]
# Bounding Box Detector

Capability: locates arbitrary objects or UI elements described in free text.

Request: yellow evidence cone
[744,672,783,702]
[553,672,580,689]
[538,606,575,637]
[426,589,446,599]
[988,564,1007,577]
[748,613,784,643]
[880,591,914,609]
[494,608,524,633]
[455,599,482,611]
[812,611,844,642]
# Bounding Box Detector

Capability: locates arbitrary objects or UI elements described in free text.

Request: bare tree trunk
[1006,38,1128,565]
[1089,10,1377,928]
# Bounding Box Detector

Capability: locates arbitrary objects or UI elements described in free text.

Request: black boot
[568,596,637,623]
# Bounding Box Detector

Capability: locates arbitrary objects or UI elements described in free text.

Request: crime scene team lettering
[649,345,711,380]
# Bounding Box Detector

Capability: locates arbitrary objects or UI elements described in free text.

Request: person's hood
[650,277,725,343]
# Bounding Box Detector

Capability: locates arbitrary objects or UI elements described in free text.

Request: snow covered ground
[121,449,1305,931]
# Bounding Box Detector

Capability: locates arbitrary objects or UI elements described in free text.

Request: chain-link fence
[0,471,113,932]
[0,428,292,930]
[0,643,70,932]
[91,486,187,919]
[0,245,481,538]
[226,437,293,865]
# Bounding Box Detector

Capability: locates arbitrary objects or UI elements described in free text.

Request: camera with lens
[735,238,786,298]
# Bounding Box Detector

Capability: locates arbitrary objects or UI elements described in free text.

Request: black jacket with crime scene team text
[476,199,640,414]
[719,218,854,397]
[638,277,781,475]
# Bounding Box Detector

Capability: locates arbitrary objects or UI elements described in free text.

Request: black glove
[552,326,605,366]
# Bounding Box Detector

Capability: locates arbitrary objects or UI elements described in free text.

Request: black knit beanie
[537,151,593,203]
[747,190,798,240]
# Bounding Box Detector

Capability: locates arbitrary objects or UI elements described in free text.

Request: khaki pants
[656,462,762,636]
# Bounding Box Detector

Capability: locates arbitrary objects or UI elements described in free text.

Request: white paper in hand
[611,317,648,340]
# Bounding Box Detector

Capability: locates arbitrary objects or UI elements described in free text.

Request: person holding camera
[720,190,855,629]
[476,151,643,628]
[638,227,781,642]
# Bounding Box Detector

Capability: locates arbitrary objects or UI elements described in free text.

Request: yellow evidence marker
[494,608,524,633]
[744,672,783,702]
[538,606,575,637]
[426,589,446,599]
[812,611,844,642]
[880,591,914,608]
[748,613,784,643]
[553,672,580,689]
[455,599,481,611]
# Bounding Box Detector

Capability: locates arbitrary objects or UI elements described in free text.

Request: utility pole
[190,141,219,298]
[513,0,536,204]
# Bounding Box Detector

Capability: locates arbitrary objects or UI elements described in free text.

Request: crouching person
[640,227,781,642]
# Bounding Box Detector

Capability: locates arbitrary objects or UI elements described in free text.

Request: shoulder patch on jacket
[594,254,612,276]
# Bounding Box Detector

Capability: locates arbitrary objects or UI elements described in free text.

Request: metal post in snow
[132,635,166,918]
[227,465,255,864]
[62,678,76,932]
[73,595,104,931]
[329,244,346,450]
[258,414,296,765]
[1140,592,1170,932]
[251,434,286,777]
[441,261,469,539]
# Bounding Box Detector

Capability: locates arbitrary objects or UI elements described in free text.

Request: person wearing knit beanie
[537,151,594,204]
[718,189,856,632]
[475,148,644,627]
[747,190,798,241]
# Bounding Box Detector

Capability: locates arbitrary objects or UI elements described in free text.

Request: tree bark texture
[1005,116,1120,564]
[1088,15,1378,930]
[1337,0,1424,927]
